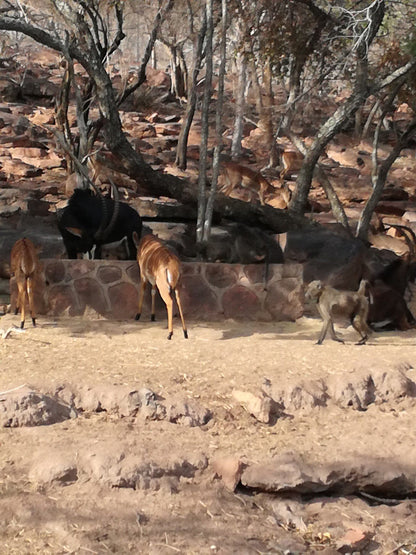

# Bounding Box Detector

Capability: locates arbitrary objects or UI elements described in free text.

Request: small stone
[232,389,278,423]
[212,456,245,491]
[336,528,371,553]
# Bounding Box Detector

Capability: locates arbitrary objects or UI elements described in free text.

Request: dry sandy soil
[0,312,416,554]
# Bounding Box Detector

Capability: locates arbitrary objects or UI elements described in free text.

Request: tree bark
[196,0,214,247]
[231,50,246,159]
[203,0,227,243]
[286,132,351,234]
[175,12,207,170]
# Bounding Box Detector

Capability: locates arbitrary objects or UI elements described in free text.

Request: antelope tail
[166,268,174,293]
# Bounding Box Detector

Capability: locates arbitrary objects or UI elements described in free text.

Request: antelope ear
[132,231,140,247]
[65,226,84,238]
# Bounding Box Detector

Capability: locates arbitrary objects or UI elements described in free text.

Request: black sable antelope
[57,184,142,259]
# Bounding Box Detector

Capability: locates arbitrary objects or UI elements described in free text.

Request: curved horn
[385,223,416,259]
[94,179,120,242]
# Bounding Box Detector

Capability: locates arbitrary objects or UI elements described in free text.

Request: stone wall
[10,259,304,322]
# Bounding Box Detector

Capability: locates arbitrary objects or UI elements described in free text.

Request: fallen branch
[0,383,27,396]
[359,491,403,506]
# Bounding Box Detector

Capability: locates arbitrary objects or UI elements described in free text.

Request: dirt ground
[0,312,416,554]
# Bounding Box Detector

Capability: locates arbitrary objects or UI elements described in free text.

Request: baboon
[305,279,371,345]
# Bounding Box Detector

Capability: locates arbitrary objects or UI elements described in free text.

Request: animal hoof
[167,332,173,340]
[135,313,141,321]
[151,315,156,322]
[184,330,188,339]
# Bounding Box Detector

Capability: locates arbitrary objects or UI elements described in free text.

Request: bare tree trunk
[196,0,213,249]
[280,55,303,134]
[262,58,279,168]
[286,132,351,234]
[175,13,207,169]
[151,45,157,69]
[166,44,187,98]
[55,63,74,173]
[203,0,227,243]
[248,59,263,117]
[178,46,188,97]
[231,50,246,159]
[362,96,382,138]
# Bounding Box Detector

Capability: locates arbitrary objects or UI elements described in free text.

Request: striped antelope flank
[267,182,292,209]
[133,232,188,340]
[220,161,273,205]
[10,237,41,329]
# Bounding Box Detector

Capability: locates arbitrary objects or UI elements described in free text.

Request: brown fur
[280,150,304,180]
[133,232,188,340]
[305,279,371,345]
[10,237,40,329]
[220,162,273,205]
[267,184,292,209]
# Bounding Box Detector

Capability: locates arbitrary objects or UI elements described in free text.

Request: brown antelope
[10,237,40,329]
[220,161,273,205]
[267,183,292,209]
[280,150,304,181]
[133,232,188,340]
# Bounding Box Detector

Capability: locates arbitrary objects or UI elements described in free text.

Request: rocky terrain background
[0,44,416,554]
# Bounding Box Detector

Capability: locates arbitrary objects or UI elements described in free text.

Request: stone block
[264,279,304,321]
[181,263,197,276]
[180,274,220,318]
[205,263,239,289]
[47,284,78,316]
[97,265,122,284]
[10,146,47,159]
[126,262,140,282]
[222,285,261,320]
[74,277,109,316]
[45,260,66,284]
[282,263,303,279]
[68,260,95,279]
[108,282,139,319]
[244,264,269,285]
